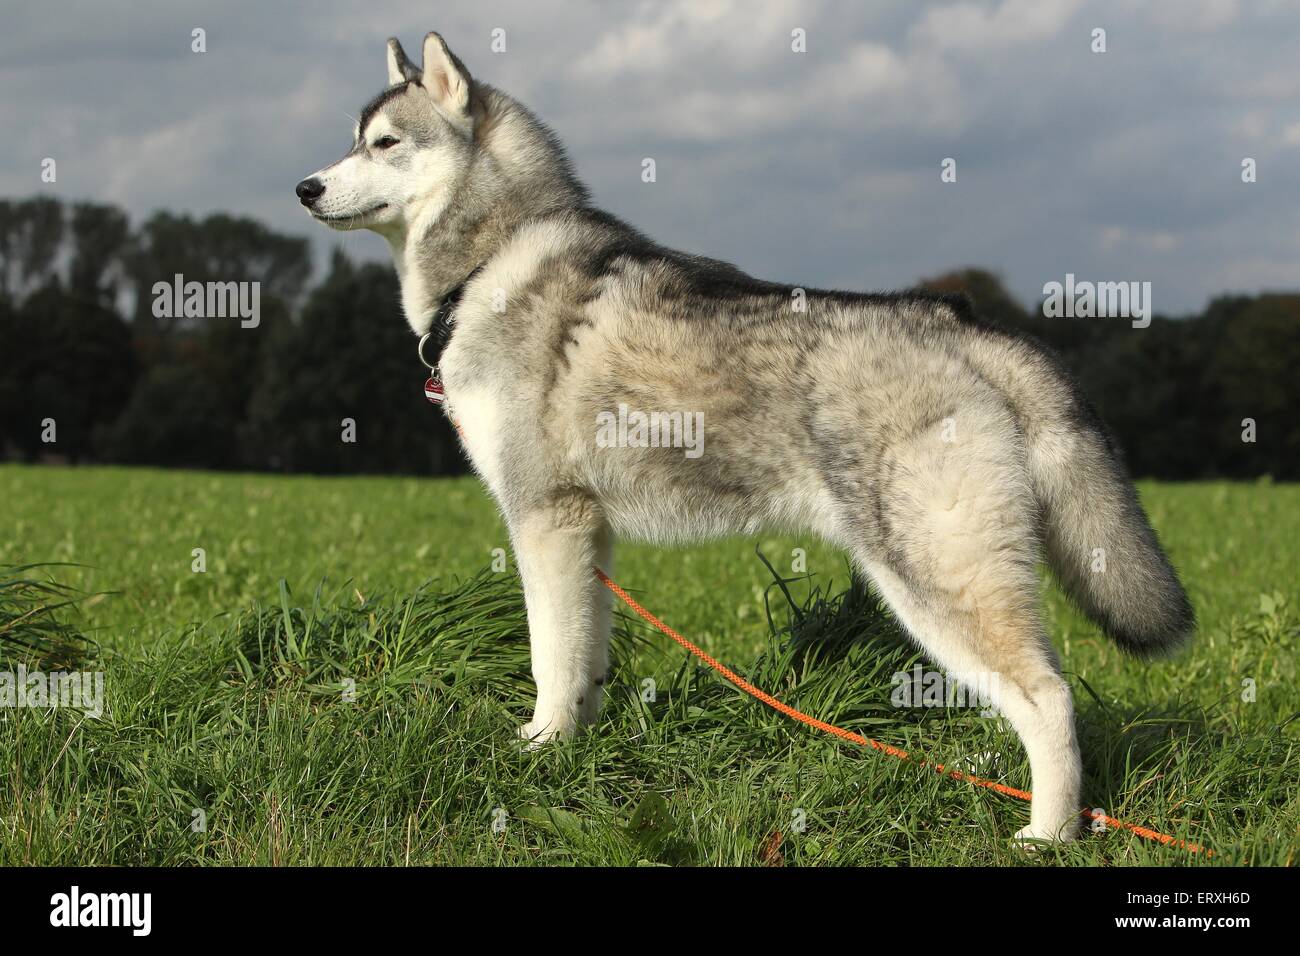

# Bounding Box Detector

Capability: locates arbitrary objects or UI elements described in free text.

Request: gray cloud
[3,0,1297,313]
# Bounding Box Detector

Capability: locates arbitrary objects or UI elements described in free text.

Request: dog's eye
[372,135,400,150]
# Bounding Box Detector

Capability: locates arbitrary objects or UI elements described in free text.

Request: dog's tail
[1017,366,1193,657]
[964,327,1195,657]
[1032,417,1193,656]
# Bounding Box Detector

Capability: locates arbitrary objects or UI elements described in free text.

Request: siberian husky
[297,32,1194,844]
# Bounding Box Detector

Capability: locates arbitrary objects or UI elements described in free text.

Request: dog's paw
[516,719,570,750]
[1013,820,1079,849]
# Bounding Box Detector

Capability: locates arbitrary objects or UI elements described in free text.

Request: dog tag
[424,377,446,404]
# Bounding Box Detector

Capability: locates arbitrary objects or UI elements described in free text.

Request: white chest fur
[445,385,506,495]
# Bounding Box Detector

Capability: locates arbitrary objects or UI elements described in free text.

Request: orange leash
[594,567,1212,857]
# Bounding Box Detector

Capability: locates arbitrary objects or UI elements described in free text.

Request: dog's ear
[421,32,472,129]
[386,37,418,86]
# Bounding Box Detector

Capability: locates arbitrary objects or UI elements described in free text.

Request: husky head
[296,33,476,234]
[297,32,587,332]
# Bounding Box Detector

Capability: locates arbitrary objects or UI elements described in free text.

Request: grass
[0,464,1297,865]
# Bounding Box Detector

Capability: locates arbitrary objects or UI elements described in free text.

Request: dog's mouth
[311,203,389,224]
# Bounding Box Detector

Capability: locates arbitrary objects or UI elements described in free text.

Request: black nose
[295,177,325,205]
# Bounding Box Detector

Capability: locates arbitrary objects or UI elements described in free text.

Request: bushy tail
[1030,411,1195,657]
[926,305,1193,657]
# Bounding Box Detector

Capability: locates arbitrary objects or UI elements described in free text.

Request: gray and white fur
[298,32,1195,845]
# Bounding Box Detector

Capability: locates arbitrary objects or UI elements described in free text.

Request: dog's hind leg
[862,559,1082,844]
[850,409,1081,843]
[511,493,610,746]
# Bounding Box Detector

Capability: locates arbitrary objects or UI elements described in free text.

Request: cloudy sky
[3,0,1298,314]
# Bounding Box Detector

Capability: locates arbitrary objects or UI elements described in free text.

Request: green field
[1,464,1296,865]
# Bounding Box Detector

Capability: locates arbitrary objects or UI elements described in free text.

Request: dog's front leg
[511,500,609,747]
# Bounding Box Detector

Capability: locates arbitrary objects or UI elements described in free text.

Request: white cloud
[1137,0,1240,34]
[1098,225,1181,254]
[573,0,805,78]
[909,0,1083,54]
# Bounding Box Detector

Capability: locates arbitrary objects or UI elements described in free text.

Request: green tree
[0,197,65,301]
[69,202,131,304]
[245,251,462,475]
[7,280,136,462]
[125,211,310,336]
[1202,295,1300,479]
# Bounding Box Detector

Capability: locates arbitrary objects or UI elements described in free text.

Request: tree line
[0,195,1294,479]
[0,196,463,475]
